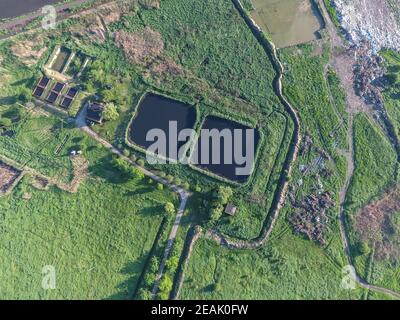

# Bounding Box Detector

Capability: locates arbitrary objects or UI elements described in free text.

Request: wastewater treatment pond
[129,95,259,183]
[191,116,260,183]
[128,93,197,159]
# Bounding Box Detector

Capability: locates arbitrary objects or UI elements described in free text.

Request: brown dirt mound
[115,27,183,77]
[11,34,46,66]
[356,186,400,261]
[56,155,89,193]
[0,161,22,194]
[115,27,164,63]
[69,2,125,43]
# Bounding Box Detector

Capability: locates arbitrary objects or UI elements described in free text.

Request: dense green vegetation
[346,114,398,276]
[280,43,347,229]
[181,216,365,299]
[0,0,291,299]
[0,112,177,299]
[347,114,397,214]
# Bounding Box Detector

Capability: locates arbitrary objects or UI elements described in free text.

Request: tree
[133,167,145,180]
[103,103,119,121]
[166,255,179,271]
[210,204,223,222]
[158,291,169,300]
[138,288,152,300]
[0,118,12,128]
[130,154,137,162]
[357,241,370,256]
[144,272,156,287]
[158,274,173,297]
[111,156,144,180]
[18,87,32,103]
[182,182,190,190]
[386,73,399,85]
[164,202,175,216]
[214,186,233,205]
[158,171,166,178]
[150,256,159,273]
[123,149,130,157]
[157,183,164,191]
[137,158,145,167]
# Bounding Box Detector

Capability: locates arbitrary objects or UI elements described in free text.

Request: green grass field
[347,114,398,214]
[0,110,177,299]
[0,175,176,299]
[180,215,365,300]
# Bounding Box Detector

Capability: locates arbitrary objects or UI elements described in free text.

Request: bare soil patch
[0,160,22,194]
[29,156,88,193]
[115,27,183,78]
[115,27,164,64]
[55,155,89,193]
[10,34,46,66]
[356,186,400,261]
[69,2,125,43]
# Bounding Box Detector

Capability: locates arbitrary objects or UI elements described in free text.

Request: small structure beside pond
[86,102,105,124]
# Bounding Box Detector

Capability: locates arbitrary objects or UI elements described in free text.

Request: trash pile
[333,0,400,51]
[289,192,335,245]
[353,41,386,107]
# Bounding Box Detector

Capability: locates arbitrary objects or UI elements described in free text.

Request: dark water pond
[0,0,61,19]
[129,93,197,159]
[192,116,260,183]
